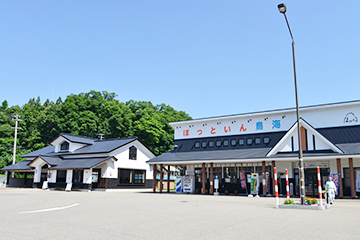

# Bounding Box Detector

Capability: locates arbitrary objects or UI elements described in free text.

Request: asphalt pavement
[0,188,359,240]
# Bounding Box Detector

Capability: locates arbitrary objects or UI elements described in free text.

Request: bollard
[317,166,323,206]
[285,169,290,200]
[274,167,279,207]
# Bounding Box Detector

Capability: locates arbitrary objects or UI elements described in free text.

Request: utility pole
[11,114,22,178]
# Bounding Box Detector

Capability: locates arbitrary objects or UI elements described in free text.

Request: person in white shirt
[325,177,337,204]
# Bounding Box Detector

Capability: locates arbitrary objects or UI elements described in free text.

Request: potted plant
[305,197,318,205]
[283,198,294,205]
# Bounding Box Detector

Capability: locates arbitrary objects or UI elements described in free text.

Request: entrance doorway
[91,169,102,188]
[295,168,329,197]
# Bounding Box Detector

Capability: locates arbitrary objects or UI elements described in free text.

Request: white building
[2,133,156,190]
[148,101,360,198]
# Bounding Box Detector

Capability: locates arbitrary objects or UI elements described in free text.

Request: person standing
[326,177,337,204]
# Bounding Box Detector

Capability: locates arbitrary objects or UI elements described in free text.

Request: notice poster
[250,173,259,195]
[330,173,340,196]
[240,171,246,190]
[356,170,360,192]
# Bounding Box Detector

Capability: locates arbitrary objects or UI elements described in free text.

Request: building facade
[2,133,156,191]
[148,101,360,198]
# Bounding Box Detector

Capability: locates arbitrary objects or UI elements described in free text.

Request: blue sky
[1,1,359,119]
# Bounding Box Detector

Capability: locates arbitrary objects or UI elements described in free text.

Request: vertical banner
[175,176,182,193]
[266,172,270,195]
[240,171,246,190]
[250,173,259,195]
[356,170,360,192]
[330,173,340,196]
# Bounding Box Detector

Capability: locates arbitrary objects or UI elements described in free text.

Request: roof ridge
[60,132,97,140]
[94,136,138,142]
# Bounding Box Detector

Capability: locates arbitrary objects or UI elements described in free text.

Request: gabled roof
[49,156,116,170]
[266,118,343,157]
[27,156,63,167]
[50,133,96,145]
[58,137,139,155]
[1,160,34,171]
[21,145,55,158]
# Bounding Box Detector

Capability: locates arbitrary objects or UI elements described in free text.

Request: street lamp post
[11,114,22,178]
[277,3,306,205]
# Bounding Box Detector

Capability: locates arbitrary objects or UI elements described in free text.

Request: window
[216,140,221,147]
[264,137,270,144]
[119,169,132,184]
[247,138,253,145]
[118,169,146,185]
[208,141,214,147]
[231,139,237,146]
[239,139,245,145]
[134,170,145,184]
[73,170,83,183]
[129,146,137,160]
[223,140,229,146]
[201,141,207,148]
[60,141,69,151]
[195,142,200,148]
[224,167,237,183]
[56,170,67,183]
[255,138,261,144]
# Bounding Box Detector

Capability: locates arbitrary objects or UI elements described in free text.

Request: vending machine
[182,175,194,193]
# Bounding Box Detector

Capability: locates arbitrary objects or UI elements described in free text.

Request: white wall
[173,102,360,140]
[83,169,92,184]
[111,140,155,180]
[47,170,57,183]
[275,161,293,179]
[66,170,73,184]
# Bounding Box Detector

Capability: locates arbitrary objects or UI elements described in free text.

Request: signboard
[356,170,360,192]
[239,171,246,190]
[173,105,360,140]
[330,173,340,196]
[175,176,182,193]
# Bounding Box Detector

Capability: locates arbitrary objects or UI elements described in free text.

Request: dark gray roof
[147,148,272,163]
[1,160,34,171]
[336,143,360,154]
[50,157,115,170]
[51,133,95,145]
[59,137,138,155]
[38,156,63,166]
[22,145,55,158]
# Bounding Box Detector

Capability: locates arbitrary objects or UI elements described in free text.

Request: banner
[356,170,360,192]
[330,173,340,196]
[250,173,259,195]
[266,172,270,195]
[240,171,246,190]
[175,176,182,193]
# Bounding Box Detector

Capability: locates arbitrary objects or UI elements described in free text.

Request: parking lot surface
[0,188,359,240]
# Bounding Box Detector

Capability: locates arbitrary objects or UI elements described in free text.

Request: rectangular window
[239,139,244,145]
[72,170,83,183]
[201,141,207,148]
[134,170,145,184]
[56,170,67,183]
[129,146,137,160]
[119,169,132,184]
[223,140,229,146]
[118,169,146,185]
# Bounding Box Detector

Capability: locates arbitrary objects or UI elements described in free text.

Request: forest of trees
[0,90,191,170]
